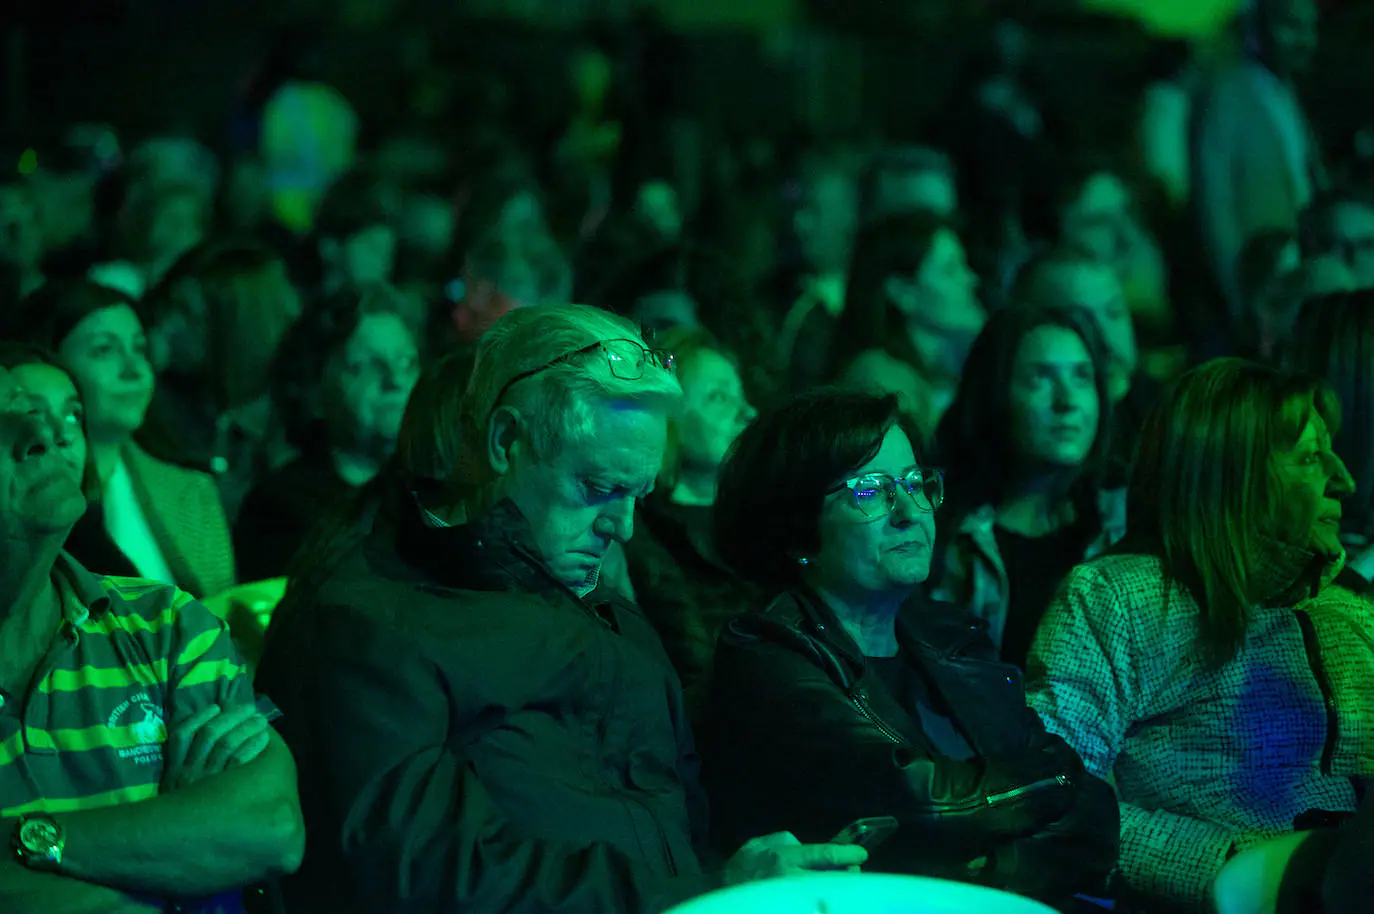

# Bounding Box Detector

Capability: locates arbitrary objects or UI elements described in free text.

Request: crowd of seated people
[6,0,1374,912]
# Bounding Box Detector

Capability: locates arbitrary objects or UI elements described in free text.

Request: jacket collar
[760,588,989,687]
[389,477,561,598]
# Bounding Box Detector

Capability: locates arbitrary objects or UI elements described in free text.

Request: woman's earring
[797,556,810,566]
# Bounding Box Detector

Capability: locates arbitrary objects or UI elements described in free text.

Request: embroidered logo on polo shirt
[107,693,168,765]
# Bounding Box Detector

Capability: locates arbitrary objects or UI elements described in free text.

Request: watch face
[19,819,59,851]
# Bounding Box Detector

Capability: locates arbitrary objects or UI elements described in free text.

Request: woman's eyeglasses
[492,338,676,411]
[828,466,944,518]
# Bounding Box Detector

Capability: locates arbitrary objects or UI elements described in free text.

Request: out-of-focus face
[912,228,982,332]
[674,349,755,476]
[495,191,549,249]
[632,291,699,334]
[399,193,456,258]
[340,224,398,286]
[1050,261,1138,390]
[889,227,984,379]
[635,181,682,242]
[9,362,86,492]
[1061,172,1132,264]
[1328,202,1374,289]
[873,168,958,220]
[794,171,859,274]
[57,304,154,443]
[29,171,96,251]
[1008,325,1100,471]
[325,312,420,452]
[0,365,87,541]
[0,184,44,272]
[1260,0,1318,79]
[501,398,668,593]
[147,192,206,275]
[807,425,937,601]
[1274,411,1352,556]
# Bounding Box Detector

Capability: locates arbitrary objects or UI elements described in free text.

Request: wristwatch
[12,813,64,870]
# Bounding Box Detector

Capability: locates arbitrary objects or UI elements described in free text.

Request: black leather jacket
[701,589,1118,907]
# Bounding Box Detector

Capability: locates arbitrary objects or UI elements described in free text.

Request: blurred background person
[311,171,400,298]
[858,145,960,224]
[138,240,301,520]
[827,213,984,434]
[622,324,756,722]
[932,306,1123,668]
[1298,187,1374,290]
[91,180,210,299]
[773,145,862,393]
[0,172,48,298]
[3,279,235,599]
[236,283,421,582]
[1022,158,1173,367]
[1193,0,1324,330]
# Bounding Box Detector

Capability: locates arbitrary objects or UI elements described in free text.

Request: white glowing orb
[665,873,1060,914]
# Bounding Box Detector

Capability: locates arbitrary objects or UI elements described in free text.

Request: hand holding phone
[830,816,900,853]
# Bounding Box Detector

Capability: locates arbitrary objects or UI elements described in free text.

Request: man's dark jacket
[257,481,718,914]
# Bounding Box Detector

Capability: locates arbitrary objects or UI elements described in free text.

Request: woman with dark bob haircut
[701,387,1118,910]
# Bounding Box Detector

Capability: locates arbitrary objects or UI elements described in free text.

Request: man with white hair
[258,303,866,913]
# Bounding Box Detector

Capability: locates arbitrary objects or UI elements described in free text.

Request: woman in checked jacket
[1028,359,1370,912]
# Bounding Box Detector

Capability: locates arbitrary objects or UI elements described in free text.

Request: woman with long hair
[931,305,1123,668]
[1028,358,1364,910]
[3,279,235,598]
[827,212,983,431]
[137,239,301,520]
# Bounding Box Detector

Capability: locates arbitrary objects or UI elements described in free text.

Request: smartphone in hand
[830,816,900,852]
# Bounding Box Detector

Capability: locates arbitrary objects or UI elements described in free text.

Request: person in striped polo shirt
[0,350,304,913]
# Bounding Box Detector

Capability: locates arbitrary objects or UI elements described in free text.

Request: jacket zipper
[850,689,908,746]
[985,775,1072,807]
[1294,609,1339,775]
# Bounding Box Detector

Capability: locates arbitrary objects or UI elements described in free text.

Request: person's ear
[883,274,916,311]
[486,404,527,477]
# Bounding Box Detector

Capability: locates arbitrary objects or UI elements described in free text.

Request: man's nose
[595,498,636,544]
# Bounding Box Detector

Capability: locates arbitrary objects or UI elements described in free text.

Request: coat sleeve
[707,630,1079,855]
[1027,565,1238,907]
[302,606,719,914]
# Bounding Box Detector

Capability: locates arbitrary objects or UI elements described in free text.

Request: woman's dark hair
[827,211,945,380]
[3,279,138,352]
[1286,290,1374,538]
[271,282,415,454]
[144,239,299,409]
[0,341,99,497]
[936,304,1114,526]
[714,387,923,592]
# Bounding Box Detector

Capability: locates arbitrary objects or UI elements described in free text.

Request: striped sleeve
[161,588,256,724]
